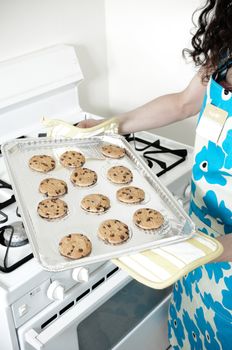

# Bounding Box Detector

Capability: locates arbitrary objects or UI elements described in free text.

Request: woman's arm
[78,72,207,134]
[117,72,207,134]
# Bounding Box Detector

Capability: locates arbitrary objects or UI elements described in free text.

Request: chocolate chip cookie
[70,167,98,187]
[60,150,85,168]
[98,219,130,245]
[101,144,125,159]
[39,178,68,197]
[29,155,56,173]
[133,208,164,230]
[37,198,68,219]
[116,186,145,204]
[59,233,92,259]
[107,165,133,184]
[81,194,110,213]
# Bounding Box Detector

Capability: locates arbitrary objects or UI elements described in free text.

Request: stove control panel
[11,261,107,327]
[46,268,90,300]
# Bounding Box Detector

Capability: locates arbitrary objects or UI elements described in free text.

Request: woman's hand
[214,234,232,262]
[76,119,104,128]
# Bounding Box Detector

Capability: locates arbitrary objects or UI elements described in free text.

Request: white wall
[0,0,203,145]
[0,0,110,117]
[105,0,202,145]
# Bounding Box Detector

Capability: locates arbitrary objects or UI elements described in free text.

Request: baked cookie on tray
[116,186,145,204]
[70,167,97,187]
[29,155,56,173]
[59,233,92,259]
[39,178,68,197]
[133,208,164,230]
[60,150,85,168]
[101,144,125,159]
[81,194,110,213]
[37,198,68,219]
[107,165,133,184]
[98,219,130,245]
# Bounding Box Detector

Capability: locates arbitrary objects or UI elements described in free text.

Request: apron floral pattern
[168,71,232,349]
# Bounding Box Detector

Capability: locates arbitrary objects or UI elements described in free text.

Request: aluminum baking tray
[2,134,195,271]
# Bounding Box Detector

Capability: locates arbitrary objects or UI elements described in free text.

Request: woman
[79,0,232,348]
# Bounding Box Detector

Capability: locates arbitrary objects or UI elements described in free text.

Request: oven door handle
[25,269,130,350]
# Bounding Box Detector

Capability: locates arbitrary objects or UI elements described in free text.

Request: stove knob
[47,280,65,301]
[72,267,89,282]
[184,184,191,200]
[174,195,184,207]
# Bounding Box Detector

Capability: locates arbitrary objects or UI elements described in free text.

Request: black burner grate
[0,180,16,210]
[124,134,188,177]
[0,210,8,224]
[0,179,32,272]
[0,225,33,273]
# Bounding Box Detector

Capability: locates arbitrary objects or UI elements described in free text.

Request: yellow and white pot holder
[112,231,223,289]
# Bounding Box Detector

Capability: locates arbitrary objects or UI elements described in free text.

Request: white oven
[0,45,193,350]
[18,263,172,350]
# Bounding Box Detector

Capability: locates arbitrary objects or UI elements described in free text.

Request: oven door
[19,270,171,350]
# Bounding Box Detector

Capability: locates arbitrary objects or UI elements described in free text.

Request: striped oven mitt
[112,231,223,289]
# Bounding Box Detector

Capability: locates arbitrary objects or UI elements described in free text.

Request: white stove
[0,45,193,350]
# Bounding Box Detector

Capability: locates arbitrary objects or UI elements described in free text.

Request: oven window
[77,279,171,350]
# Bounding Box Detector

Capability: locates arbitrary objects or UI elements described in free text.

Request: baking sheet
[2,135,195,271]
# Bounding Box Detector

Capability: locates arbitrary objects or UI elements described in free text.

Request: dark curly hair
[183,0,232,81]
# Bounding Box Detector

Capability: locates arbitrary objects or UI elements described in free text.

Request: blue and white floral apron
[168,67,232,349]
